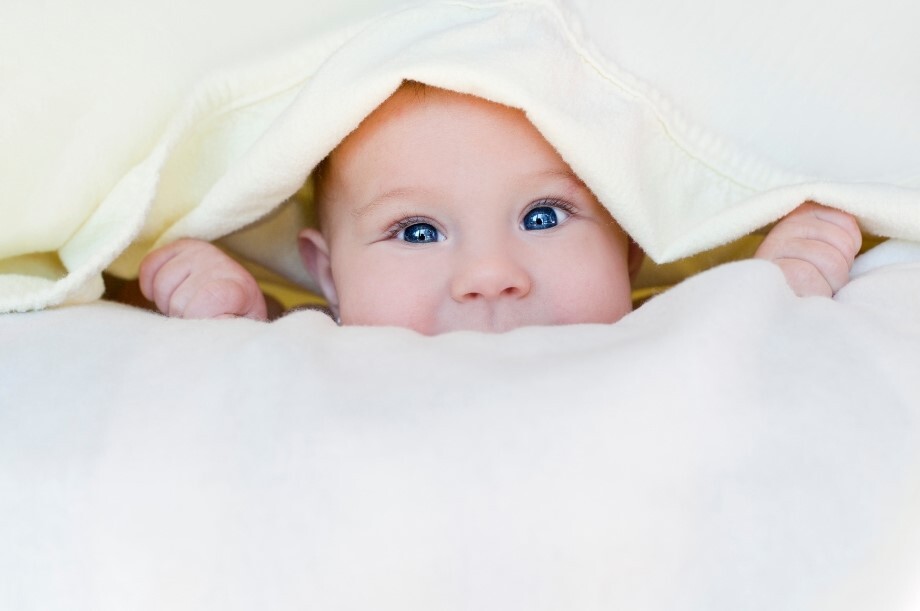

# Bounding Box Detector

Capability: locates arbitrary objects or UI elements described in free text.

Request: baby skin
[139,84,862,334]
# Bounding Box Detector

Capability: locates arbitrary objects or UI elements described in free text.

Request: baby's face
[300,86,636,335]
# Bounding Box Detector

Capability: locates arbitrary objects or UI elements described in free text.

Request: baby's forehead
[315,83,588,219]
[339,85,481,149]
[329,85,542,179]
[317,89,452,192]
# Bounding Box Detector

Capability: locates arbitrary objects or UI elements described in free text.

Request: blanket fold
[3,259,920,609]
[2,0,919,312]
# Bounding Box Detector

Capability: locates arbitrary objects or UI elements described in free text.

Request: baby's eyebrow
[532,168,589,189]
[353,186,435,218]
[353,170,587,218]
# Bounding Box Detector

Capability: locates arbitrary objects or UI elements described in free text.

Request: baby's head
[299,82,642,334]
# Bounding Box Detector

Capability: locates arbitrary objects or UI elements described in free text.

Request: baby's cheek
[557,282,631,324]
[550,241,633,324]
[336,260,442,332]
[341,295,442,334]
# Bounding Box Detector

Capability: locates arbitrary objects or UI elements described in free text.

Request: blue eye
[523,206,560,231]
[402,222,440,243]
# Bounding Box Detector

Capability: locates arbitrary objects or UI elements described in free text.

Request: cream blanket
[2,0,920,311]
[3,2,920,607]
[3,257,920,609]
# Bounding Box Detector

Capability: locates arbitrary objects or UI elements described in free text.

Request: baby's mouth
[437,307,547,334]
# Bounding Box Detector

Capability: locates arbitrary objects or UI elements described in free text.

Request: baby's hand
[754,202,862,297]
[138,238,268,320]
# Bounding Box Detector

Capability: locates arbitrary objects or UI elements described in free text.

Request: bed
[3,0,920,608]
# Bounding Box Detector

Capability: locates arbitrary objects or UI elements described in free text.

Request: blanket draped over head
[4,3,920,610]
[1,0,919,312]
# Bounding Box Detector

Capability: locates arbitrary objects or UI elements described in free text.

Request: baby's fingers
[770,238,853,297]
[138,239,190,305]
[760,203,862,264]
[796,203,862,262]
[138,239,267,320]
[178,277,268,321]
[140,248,203,316]
[755,203,862,297]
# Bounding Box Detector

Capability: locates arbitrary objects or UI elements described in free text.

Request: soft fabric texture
[4,1,920,608]
[2,0,919,312]
[3,257,920,610]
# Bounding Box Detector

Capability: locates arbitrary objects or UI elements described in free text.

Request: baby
[138,82,862,334]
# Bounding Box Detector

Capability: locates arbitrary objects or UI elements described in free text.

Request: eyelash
[382,199,578,239]
[384,215,435,239]
[524,198,578,220]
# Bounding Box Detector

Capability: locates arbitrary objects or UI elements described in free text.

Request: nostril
[457,283,528,302]
[450,259,533,302]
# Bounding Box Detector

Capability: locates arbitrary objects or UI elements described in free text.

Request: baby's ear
[628,238,645,281]
[298,228,339,314]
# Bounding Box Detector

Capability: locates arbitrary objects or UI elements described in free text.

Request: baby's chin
[340,303,632,335]
[409,310,630,335]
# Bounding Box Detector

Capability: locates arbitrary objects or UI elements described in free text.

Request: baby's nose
[450,250,532,303]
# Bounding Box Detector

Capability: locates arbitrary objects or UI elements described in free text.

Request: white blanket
[2,0,920,311]
[4,0,920,608]
[3,257,920,610]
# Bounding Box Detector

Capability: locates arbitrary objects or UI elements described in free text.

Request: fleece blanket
[3,1,920,608]
[2,0,920,311]
[3,255,920,610]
